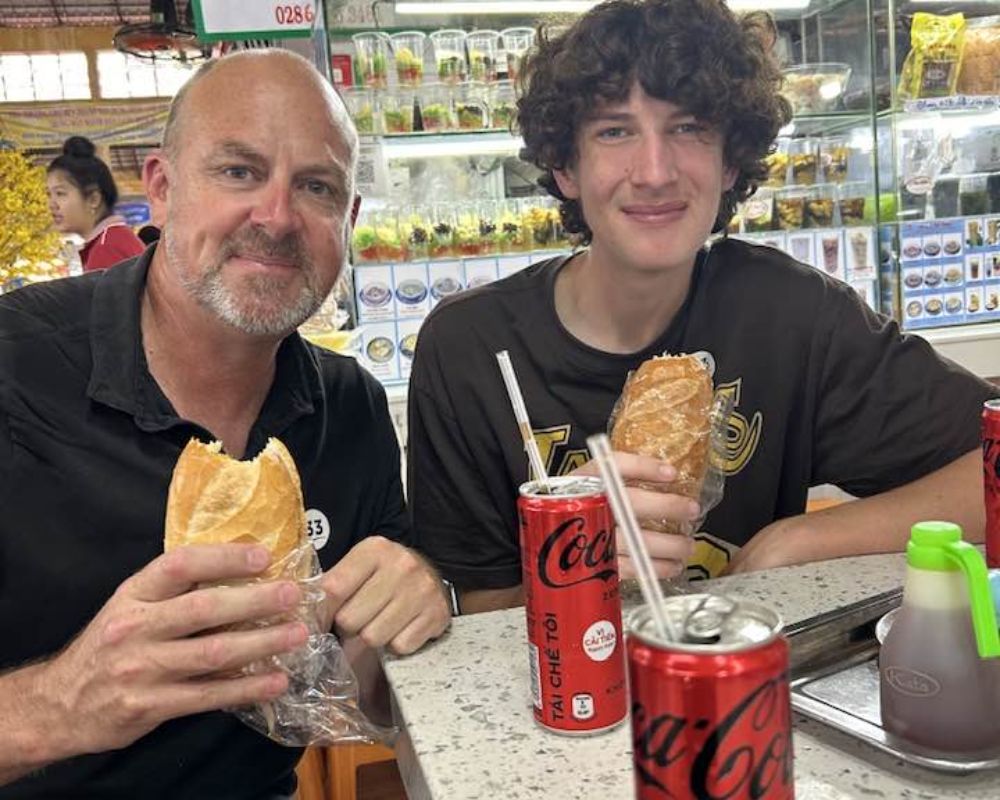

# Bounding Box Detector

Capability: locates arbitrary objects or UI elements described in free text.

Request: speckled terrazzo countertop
[384,553,1000,799]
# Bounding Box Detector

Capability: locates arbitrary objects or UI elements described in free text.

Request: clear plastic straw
[496,351,552,493]
[586,433,677,642]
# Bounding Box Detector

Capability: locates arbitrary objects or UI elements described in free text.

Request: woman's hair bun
[63,136,97,158]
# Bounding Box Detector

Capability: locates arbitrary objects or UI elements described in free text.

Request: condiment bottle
[880,521,1000,752]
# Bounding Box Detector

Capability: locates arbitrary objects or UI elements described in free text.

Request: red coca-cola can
[518,476,627,735]
[983,399,1000,568]
[627,594,794,799]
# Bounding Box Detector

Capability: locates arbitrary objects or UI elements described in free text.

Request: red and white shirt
[79,214,146,272]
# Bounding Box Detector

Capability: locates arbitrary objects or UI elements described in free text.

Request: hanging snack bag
[898,13,966,100]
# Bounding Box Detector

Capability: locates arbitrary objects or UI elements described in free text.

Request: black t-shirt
[408,237,995,588]
[0,251,408,799]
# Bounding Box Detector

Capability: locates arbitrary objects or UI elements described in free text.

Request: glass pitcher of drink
[880,521,1000,752]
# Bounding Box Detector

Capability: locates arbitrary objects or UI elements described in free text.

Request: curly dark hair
[516,0,792,241]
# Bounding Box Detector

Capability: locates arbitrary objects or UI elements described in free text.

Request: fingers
[617,528,694,580]
[574,451,676,484]
[627,486,700,525]
[344,596,420,648]
[143,671,291,726]
[100,580,303,645]
[322,537,450,652]
[156,622,309,679]
[618,553,685,580]
[159,581,302,639]
[127,544,272,602]
[327,566,396,640]
[388,608,449,655]
[320,537,386,618]
[341,591,448,654]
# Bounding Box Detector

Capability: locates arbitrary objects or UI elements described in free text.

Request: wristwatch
[441,578,462,616]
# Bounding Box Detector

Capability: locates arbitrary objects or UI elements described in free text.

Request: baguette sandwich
[164,437,310,580]
[609,354,714,534]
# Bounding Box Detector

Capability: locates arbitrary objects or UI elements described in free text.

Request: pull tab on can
[682,595,739,645]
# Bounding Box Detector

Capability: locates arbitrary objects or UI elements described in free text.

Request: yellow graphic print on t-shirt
[716,378,763,477]
[534,424,589,477]
[532,377,763,579]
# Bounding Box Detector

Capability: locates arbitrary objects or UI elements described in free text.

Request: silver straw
[496,350,553,493]
[586,433,677,642]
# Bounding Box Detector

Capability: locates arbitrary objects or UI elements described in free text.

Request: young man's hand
[31,544,307,762]
[726,515,830,574]
[572,452,700,579]
[319,536,450,655]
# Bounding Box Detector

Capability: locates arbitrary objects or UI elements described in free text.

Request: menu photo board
[352,252,556,385]
[899,216,1000,330]
[737,226,879,311]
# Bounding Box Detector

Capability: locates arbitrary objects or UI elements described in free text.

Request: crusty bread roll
[610,354,713,534]
[164,437,309,580]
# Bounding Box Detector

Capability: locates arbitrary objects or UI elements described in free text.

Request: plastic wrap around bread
[609,354,732,536]
[165,438,313,581]
[163,437,394,748]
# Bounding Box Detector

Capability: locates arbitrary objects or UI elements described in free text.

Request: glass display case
[326,4,574,386]
[730,0,884,311]
[875,1,1000,331]
[324,0,904,386]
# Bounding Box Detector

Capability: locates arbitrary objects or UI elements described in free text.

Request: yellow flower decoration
[0,146,62,287]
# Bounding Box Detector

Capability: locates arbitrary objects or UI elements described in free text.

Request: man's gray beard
[164,228,325,337]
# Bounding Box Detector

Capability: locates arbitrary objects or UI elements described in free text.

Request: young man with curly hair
[407,0,995,613]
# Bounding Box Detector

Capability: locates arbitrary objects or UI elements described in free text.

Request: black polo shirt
[0,249,409,799]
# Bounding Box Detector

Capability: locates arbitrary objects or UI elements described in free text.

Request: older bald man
[0,50,449,798]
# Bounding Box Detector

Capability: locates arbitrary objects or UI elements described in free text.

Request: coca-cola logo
[537,516,616,589]
[632,672,792,799]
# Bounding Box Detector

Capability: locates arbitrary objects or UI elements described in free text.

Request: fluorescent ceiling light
[382,133,524,159]
[395,0,809,12]
[728,0,810,8]
[395,1,597,12]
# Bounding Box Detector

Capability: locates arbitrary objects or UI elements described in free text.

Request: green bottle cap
[907,521,1000,659]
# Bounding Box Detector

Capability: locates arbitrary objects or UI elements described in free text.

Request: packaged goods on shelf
[419,84,456,131]
[352,32,391,89]
[466,31,501,83]
[838,183,868,226]
[390,31,427,87]
[820,137,850,184]
[898,13,966,100]
[352,200,567,267]
[789,138,819,185]
[456,84,489,131]
[956,16,1000,96]
[430,29,468,85]
[764,150,789,187]
[781,63,852,114]
[500,27,535,82]
[489,81,517,131]
[382,92,415,134]
[345,87,377,134]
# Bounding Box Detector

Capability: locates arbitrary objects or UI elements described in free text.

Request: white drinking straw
[496,350,553,493]
[586,433,678,642]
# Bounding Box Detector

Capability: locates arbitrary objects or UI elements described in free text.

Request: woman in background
[46,136,145,272]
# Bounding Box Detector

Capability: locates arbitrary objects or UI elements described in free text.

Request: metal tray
[788,588,1000,774]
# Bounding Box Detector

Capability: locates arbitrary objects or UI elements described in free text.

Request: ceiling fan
[113,0,209,63]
